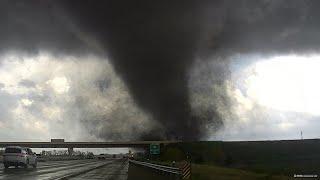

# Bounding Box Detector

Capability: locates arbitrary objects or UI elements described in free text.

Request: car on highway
[2,146,37,168]
[97,153,106,160]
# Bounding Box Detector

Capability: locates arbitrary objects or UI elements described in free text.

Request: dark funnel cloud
[63,1,213,140]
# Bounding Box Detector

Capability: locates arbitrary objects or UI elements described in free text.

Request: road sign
[150,143,160,155]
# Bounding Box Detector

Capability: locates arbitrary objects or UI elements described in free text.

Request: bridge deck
[0,141,180,148]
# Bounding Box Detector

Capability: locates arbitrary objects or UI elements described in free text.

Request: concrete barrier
[0,155,91,163]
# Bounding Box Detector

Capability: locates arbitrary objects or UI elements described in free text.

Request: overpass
[0,140,180,148]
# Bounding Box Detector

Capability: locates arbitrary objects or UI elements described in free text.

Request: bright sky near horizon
[212,55,320,141]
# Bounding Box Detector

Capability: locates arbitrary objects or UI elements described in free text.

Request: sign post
[149,143,160,155]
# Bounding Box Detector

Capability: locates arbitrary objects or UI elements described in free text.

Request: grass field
[132,139,320,179]
[158,139,320,176]
[127,162,292,180]
[128,163,179,180]
[191,164,291,180]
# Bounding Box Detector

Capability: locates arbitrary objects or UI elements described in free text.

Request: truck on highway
[2,146,37,168]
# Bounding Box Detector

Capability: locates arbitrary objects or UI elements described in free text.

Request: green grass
[159,140,320,176]
[191,164,292,180]
[128,162,292,180]
[138,140,320,178]
[128,163,178,180]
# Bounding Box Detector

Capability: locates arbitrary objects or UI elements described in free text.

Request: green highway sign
[150,143,160,155]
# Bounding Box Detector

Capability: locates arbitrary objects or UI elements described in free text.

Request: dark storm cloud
[0,0,100,55]
[212,0,319,55]
[2,0,320,140]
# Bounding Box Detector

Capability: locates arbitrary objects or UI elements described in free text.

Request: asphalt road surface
[0,159,128,180]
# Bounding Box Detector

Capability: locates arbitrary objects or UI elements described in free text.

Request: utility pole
[300,131,303,140]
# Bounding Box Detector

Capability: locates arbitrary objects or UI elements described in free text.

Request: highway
[0,159,128,180]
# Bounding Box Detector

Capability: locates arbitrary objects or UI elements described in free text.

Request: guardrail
[129,159,181,175]
[129,159,192,179]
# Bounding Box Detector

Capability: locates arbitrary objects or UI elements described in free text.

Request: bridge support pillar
[68,147,73,156]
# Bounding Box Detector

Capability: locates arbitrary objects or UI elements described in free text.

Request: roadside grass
[128,161,292,180]
[191,164,292,180]
[128,163,178,180]
[160,141,320,177]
